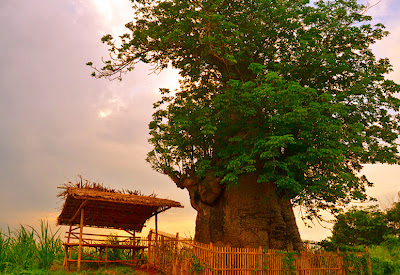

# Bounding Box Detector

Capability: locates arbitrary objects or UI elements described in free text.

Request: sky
[0,0,399,242]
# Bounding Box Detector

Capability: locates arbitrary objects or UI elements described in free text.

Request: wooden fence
[147,230,372,275]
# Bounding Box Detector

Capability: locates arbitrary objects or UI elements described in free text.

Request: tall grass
[8,225,37,270]
[32,220,63,270]
[0,220,63,273]
[0,228,10,271]
[0,223,150,274]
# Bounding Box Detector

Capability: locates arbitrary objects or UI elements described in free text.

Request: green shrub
[369,237,400,275]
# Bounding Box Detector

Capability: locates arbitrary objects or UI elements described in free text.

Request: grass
[0,221,157,275]
[0,221,63,274]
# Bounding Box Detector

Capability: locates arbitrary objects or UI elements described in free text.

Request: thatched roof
[57,183,183,232]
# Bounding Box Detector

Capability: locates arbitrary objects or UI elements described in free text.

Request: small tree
[386,202,400,235]
[321,202,400,249]
[330,206,392,247]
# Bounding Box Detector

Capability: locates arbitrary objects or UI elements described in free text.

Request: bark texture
[179,173,303,250]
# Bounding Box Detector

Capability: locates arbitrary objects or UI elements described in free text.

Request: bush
[369,239,400,275]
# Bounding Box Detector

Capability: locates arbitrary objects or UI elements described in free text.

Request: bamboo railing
[147,230,372,275]
[63,227,149,270]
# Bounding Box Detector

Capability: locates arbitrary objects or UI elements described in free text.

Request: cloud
[0,0,190,231]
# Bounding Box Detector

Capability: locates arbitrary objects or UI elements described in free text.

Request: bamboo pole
[63,225,73,270]
[155,214,158,265]
[77,208,84,271]
[155,213,158,242]
[69,199,89,224]
[63,245,69,270]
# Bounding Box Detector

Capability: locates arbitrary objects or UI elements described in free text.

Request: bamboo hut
[57,181,183,270]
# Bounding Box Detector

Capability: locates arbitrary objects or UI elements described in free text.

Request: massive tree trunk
[182,173,303,250]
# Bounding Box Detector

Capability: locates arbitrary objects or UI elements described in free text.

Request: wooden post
[155,213,158,239]
[147,230,152,269]
[175,232,179,252]
[258,246,262,274]
[63,245,68,270]
[173,233,179,273]
[67,224,72,243]
[210,242,215,272]
[105,247,108,263]
[77,208,84,271]
[63,224,73,270]
[155,213,158,266]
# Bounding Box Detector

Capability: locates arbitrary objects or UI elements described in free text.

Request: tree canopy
[90,0,400,223]
[321,203,400,248]
[329,206,392,247]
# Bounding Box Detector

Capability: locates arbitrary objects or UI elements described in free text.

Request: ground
[49,262,161,274]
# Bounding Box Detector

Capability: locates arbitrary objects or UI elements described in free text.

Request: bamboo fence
[147,230,372,275]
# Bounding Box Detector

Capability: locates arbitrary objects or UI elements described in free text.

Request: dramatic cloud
[0,0,194,234]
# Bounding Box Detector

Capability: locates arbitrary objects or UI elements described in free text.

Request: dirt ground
[51,262,161,274]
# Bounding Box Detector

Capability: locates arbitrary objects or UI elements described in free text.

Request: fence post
[336,247,343,275]
[77,208,84,271]
[147,230,152,269]
[175,233,179,253]
[210,242,214,273]
[161,235,165,268]
[304,245,311,275]
[173,233,179,275]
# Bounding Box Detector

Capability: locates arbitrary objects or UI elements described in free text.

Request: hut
[57,181,183,270]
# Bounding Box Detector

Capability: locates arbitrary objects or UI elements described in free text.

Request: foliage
[321,202,400,249]
[332,206,393,247]
[369,236,400,275]
[341,252,371,275]
[386,202,400,233]
[0,223,154,274]
[0,221,63,273]
[7,225,38,270]
[32,220,63,270]
[319,203,400,274]
[280,251,298,275]
[189,255,205,275]
[105,234,123,261]
[90,0,400,221]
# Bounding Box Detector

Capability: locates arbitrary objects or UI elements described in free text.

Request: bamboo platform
[63,227,148,270]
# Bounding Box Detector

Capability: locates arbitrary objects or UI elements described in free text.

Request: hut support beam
[155,213,158,256]
[69,199,89,224]
[63,225,73,269]
[155,212,158,237]
[77,208,84,271]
